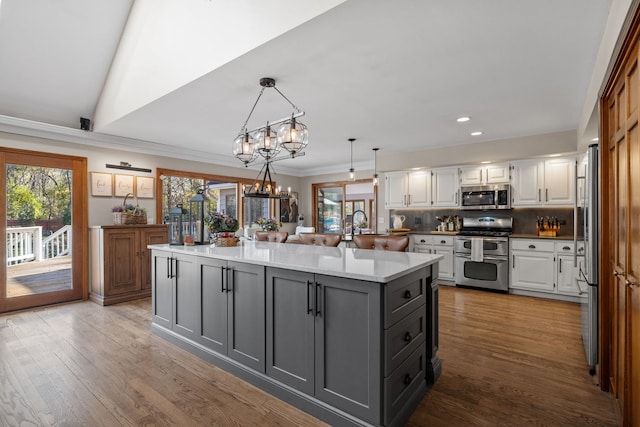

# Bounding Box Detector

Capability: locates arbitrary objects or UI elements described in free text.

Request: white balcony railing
[7,225,72,266]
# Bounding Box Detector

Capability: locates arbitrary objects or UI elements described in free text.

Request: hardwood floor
[0,286,618,426]
[7,257,72,297]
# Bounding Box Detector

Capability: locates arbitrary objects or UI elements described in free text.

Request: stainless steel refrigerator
[576,143,598,374]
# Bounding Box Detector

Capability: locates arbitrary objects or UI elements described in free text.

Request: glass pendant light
[372,147,379,186]
[255,123,281,159]
[349,138,356,181]
[232,132,257,165]
[278,114,309,155]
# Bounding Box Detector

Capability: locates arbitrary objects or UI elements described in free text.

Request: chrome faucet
[351,209,368,237]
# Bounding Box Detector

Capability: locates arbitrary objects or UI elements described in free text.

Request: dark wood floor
[0,286,619,426]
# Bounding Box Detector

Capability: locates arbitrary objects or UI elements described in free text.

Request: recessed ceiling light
[548,153,562,158]
[480,161,491,164]
[456,116,471,123]
[591,137,599,141]
[471,131,483,136]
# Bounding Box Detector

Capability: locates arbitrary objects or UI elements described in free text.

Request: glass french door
[315,185,344,234]
[0,149,87,313]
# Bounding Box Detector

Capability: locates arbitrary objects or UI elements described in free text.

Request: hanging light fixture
[233,77,307,199]
[372,147,379,186]
[232,77,308,166]
[348,138,356,181]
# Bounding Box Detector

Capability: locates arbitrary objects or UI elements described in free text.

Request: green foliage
[8,185,43,226]
[6,165,72,226]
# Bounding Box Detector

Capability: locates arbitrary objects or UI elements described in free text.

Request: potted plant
[257,217,282,232]
[205,212,239,246]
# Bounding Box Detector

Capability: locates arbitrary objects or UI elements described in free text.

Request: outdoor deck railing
[7,225,72,266]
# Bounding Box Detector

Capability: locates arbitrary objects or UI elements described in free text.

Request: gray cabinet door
[314,274,382,424]
[228,261,266,372]
[172,253,198,338]
[152,250,173,329]
[266,268,315,395]
[198,257,228,354]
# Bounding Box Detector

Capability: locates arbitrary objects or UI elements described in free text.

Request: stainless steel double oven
[454,217,512,292]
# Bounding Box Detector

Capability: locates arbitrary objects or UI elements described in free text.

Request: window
[157,168,273,229]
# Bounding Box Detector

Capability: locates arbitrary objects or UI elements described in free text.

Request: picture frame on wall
[90,172,113,197]
[114,174,134,197]
[135,176,155,198]
[280,192,299,223]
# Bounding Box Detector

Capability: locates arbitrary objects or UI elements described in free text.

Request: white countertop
[149,242,442,283]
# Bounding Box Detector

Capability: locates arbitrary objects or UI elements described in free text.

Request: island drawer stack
[383,268,430,425]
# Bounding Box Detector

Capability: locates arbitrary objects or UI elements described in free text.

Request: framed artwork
[90,172,113,197]
[114,174,134,197]
[280,192,299,223]
[135,176,155,198]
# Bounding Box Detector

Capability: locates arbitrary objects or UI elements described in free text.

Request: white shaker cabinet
[510,239,585,299]
[384,170,431,209]
[459,163,510,186]
[511,157,575,207]
[412,235,454,282]
[431,167,459,208]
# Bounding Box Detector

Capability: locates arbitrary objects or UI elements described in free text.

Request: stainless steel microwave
[460,184,511,210]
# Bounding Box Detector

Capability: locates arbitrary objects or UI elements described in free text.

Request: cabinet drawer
[432,236,453,247]
[510,239,554,252]
[555,241,575,253]
[384,346,426,425]
[412,235,432,246]
[384,305,426,376]
[385,268,427,328]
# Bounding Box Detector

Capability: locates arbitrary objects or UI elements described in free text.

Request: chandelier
[232,78,308,199]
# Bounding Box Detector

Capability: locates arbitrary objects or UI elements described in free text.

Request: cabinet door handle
[546,188,548,202]
[538,188,541,202]
[221,266,227,293]
[167,257,171,278]
[404,374,412,385]
[315,283,321,316]
[307,280,313,314]
[404,290,412,299]
[404,332,413,342]
[512,255,515,268]
[528,244,536,249]
[173,258,178,279]
[559,258,562,273]
[403,195,407,206]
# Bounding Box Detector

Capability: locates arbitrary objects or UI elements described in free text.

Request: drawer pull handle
[404,290,412,299]
[404,374,412,385]
[420,239,426,243]
[563,246,571,251]
[528,244,536,249]
[404,332,413,342]
[440,240,446,244]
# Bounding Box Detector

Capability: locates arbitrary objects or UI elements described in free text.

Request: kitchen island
[149,242,442,427]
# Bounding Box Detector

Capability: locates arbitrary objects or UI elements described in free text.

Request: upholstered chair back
[254,231,289,243]
[353,235,409,252]
[299,233,342,247]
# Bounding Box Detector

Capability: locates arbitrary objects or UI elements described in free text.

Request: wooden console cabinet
[90,225,168,305]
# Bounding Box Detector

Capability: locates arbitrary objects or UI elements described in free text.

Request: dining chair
[254,231,288,243]
[353,235,409,252]
[298,233,342,247]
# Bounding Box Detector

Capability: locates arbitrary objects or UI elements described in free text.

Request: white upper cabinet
[384,172,409,209]
[511,156,575,207]
[431,167,459,207]
[407,170,432,207]
[544,157,575,205]
[459,163,510,186]
[384,170,431,209]
[511,160,544,206]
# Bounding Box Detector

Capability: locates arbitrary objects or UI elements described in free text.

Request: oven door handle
[456,254,508,262]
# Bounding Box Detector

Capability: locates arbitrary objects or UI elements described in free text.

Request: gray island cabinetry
[149,242,442,427]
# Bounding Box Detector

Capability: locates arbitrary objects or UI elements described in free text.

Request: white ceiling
[0,0,614,176]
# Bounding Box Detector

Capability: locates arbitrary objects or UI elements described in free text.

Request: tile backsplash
[389,207,576,237]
